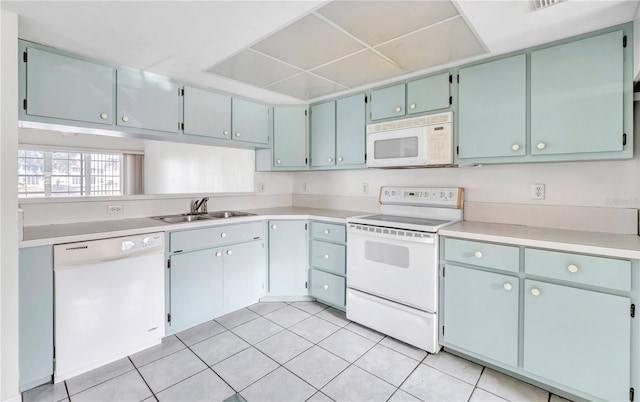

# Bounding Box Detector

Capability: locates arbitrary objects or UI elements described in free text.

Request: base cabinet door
[443,264,519,366]
[523,280,630,401]
[170,248,223,331]
[268,220,308,296]
[223,240,266,312]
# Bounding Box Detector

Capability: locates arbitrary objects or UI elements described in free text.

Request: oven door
[346,225,438,312]
[366,127,426,167]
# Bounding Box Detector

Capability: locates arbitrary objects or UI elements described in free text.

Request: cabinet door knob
[276,159,282,164]
[474,251,483,258]
[100,112,108,120]
[235,132,240,137]
[324,229,330,235]
[338,157,343,162]
[223,130,229,136]
[323,284,329,290]
[511,144,520,151]
[409,103,416,110]
[395,106,402,113]
[226,249,233,256]
[121,115,129,122]
[220,232,227,238]
[503,282,512,291]
[215,251,222,257]
[271,224,277,230]
[324,254,330,259]
[536,142,546,150]
[328,157,333,162]
[531,288,541,296]
[567,264,579,273]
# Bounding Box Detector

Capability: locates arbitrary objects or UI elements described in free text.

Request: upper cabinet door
[273,106,307,168]
[336,94,365,166]
[531,31,624,156]
[231,98,269,145]
[310,101,336,167]
[370,83,405,121]
[406,73,450,115]
[25,47,114,125]
[116,68,179,133]
[183,86,231,139]
[458,55,527,159]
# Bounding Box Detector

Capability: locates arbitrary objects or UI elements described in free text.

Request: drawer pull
[536,142,546,150]
[220,232,227,238]
[567,264,579,273]
[531,288,541,297]
[511,144,520,151]
[271,224,277,230]
[474,251,483,258]
[226,249,232,256]
[503,282,512,291]
[324,254,330,260]
[215,251,222,257]
[324,229,330,235]
[323,284,329,290]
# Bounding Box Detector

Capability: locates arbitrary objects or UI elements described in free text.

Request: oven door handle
[347,226,435,244]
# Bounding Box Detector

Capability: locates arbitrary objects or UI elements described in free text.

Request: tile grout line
[63,364,138,398]
[385,352,431,402]
[127,356,159,401]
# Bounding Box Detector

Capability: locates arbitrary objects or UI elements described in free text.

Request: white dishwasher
[53,232,165,382]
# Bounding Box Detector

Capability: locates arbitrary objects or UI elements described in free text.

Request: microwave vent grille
[366,112,452,134]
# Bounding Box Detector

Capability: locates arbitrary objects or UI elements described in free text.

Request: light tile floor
[23,301,572,402]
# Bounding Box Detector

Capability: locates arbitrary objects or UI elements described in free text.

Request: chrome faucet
[191,197,209,214]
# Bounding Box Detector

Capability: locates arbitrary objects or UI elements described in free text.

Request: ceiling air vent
[533,0,565,11]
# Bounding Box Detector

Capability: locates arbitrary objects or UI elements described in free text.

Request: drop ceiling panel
[206,49,301,88]
[376,17,486,72]
[266,73,348,100]
[251,14,364,70]
[317,0,460,46]
[312,50,406,88]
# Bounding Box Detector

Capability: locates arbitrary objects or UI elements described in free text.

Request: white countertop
[440,221,640,259]
[20,207,366,247]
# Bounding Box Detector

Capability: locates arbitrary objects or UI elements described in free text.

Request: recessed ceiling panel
[317,0,460,46]
[206,49,301,88]
[265,73,348,100]
[251,14,364,70]
[376,17,486,72]
[312,50,406,88]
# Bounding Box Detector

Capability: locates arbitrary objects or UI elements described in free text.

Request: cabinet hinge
[623,133,627,146]
[449,96,452,106]
[305,109,308,116]
[305,223,308,231]
[181,122,184,131]
[364,153,367,161]
[456,146,459,155]
[456,74,459,83]
[167,313,171,323]
[167,259,171,269]
[178,88,184,96]
[449,74,452,84]
[305,157,308,165]
[305,281,308,289]
[23,99,27,111]
[630,387,635,401]
[442,325,445,336]
[631,304,635,318]
[23,51,27,63]
[623,35,627,48]
[442,266,445,277]
[364,95,368,104]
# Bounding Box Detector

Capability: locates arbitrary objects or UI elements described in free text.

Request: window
[18,149,125,197]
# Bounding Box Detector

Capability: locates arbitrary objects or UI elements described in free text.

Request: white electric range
[346,186,464,353]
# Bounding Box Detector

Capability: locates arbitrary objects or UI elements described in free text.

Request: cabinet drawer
[310,222,346,243]
[170,221,264,252]
[524,248,631,292]
[310,269,345,308]
[310,240,345,275]
[444,238,519,273]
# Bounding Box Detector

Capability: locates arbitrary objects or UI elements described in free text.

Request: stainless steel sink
[151,211,256,223]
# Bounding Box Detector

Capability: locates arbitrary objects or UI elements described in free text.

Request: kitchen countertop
[440,221,640,259]
[20,207,368,247]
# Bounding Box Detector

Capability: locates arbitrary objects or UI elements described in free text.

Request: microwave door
[367,128,424,167]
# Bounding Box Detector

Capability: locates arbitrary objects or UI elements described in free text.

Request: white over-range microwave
[366,112,453,168]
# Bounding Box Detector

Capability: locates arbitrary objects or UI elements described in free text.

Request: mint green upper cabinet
[336,94,366,166]
[116,68,179,133]
[223,240,265,312]
[25,47,114,125]
[370,84,406,121]
[523,280,630,401]
[183,86,231,139]
[406,73,450,115]
[531,31,624,156]
[443,264,519,367]
[458,55,527,159]
[231,98,269,145]
[268,220,308,296]
[310,101,336,167]
[273,106,307,168]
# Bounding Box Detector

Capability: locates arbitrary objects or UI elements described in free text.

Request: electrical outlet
[532,184,545,200]
[107,205,123,214]
[257,183,265,193]
[303,182,309,192]
[362,183,369,194]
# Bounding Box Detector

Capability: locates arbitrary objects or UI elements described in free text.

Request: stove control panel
[379,186,464,209]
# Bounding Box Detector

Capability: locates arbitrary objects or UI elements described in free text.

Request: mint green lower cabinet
[370,83,406,121]
[19,246,54,391]
[523,280,630,401]
[310,240,345,275]
[310,101,336,167]
[310,269,345,308]
[223,240,266,312]
[232,98,269,145]
[169,248,223,331]
[183,86,231,139]
[268,220,308,296]
[336,94,365,166]
[442,264,519,367]
[406,73,450,115]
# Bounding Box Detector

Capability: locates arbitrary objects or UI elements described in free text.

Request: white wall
[18,128,145,152]
[1,10,20,402]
